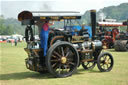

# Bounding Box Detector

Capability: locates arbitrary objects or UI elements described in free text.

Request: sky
[0,0,128,19]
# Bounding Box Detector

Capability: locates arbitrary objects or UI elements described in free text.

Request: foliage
[0,3,128,35]
[0,16,25,35]
[100,3,128,21]
[81,3,128,24]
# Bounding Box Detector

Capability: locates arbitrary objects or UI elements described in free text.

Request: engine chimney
[90,10,96,40]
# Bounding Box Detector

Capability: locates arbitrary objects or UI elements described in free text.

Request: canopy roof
[18,11,82,21]
[98,22,124,27]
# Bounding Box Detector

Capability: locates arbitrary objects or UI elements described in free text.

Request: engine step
[81,59,94,62]
[80,49,93,53]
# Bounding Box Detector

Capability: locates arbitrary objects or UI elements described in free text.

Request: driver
[40,20,54,57]
[79,26,88,36]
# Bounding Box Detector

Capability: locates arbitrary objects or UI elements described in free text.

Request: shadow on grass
[89,70,101,73]
[0,71,54,80]
[74,68,101,75]
[0,69,102,80]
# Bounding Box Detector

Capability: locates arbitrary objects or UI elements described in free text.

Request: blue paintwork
[40,29,49,56]
[65,26,92,38]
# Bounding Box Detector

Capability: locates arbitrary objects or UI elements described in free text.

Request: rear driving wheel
[97,52,114,72]
[46,41,79,78]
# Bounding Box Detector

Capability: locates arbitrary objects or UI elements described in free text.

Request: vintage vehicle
[18,10,114,78]
[114,20,128,51]
[97,21,124,49]
[97,20,128,50]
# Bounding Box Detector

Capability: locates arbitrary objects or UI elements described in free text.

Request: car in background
[6,36,15,43]
[0,37,7,43]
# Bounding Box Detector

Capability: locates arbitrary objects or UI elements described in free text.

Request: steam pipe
[90,10,96,41]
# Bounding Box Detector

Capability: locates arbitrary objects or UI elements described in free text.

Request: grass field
[0,42,128,85]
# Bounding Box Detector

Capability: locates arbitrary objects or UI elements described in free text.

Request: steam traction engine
[114,20,128,51]
[18,10,114,78]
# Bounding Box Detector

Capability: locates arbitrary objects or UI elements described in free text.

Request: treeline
[0,3,128,35]
[81,3,128,24]
[0,16,25,35]
[100,3,128,21]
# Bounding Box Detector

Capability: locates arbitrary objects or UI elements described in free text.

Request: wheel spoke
[53,51,62,58]
[100,63,104,66]
[66,51,70,57]
[52,54,58,58]
[64,46,68,53]
[69,52,75,58]
[64,65,69,72]
[53,63,60,70]
[101,57,104,61]
[108,58,111,61]
[106,64,109,68]
[107,57,111,62]
[87,63,90,67]
[57,46,61,54]
[103,65,106,69]
[85,62,89,66]
[108,62,111,64]
[68,58,73,62]
[61,47,65,56]
[68,61,75,66]
[64,47,70,57]
[104,55,107,60]
[51,59,59,62]
[52,63,57,68]
[61,68,64,74]
[58,65,62,74]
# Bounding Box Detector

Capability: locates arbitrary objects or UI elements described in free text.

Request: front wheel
[97,52,114,72]
[46,41,79,78]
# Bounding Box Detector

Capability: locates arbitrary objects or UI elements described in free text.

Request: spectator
[14,38,18,46]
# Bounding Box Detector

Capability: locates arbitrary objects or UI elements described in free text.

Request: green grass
[0,42,128,85]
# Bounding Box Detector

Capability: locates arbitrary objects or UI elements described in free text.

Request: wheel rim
[82,61,96,70]
[99,54,113,70]
[49,44,78,76]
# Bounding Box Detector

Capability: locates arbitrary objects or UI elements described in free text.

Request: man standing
[40,20,54,56]
[14,38,17,46]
